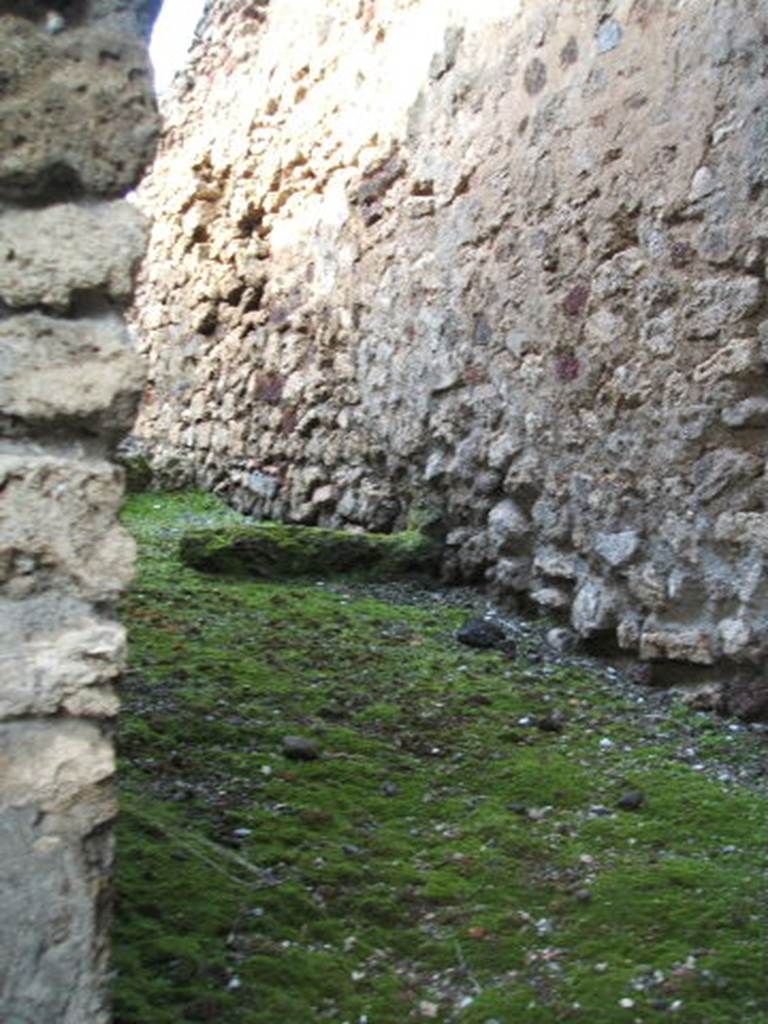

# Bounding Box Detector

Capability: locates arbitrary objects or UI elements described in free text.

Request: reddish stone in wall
[562,283,590,317]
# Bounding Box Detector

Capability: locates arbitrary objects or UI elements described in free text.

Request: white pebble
[45,11,66,33]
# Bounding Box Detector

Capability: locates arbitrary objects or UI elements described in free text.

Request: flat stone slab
[179,522,441,580]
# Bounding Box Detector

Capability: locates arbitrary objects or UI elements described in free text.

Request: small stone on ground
[281,735,321,760]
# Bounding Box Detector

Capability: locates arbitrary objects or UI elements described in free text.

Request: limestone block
[533,545,580,580]
[486,498,530,553]
[571,578,618,637]
[686,276,763,336]
[1,622,124,719]
[714,512,768,552]
[718,617,752,657]
[639,627,716,665]
[530,582,572,611]
[0,719,114,813]
[617,614,642,650]
[0,18,159,201]
[491,556,531,592]
[0,805,112,1024]
[693,337,762,383]
[594,530,641,568]
[0,455,135,602]
[693,448,761,503]
[0,312,145,433]
[721,397,768,429]
[0,201,147,312]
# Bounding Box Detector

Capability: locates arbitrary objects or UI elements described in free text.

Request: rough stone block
[6,1,162,38]
[686,276,763,336]
[530,582,572,610]
[721,397,768,429]
[0,17,159,201]
[0,804,112,1024]
[714,512,768,552]
[693,448,761,503]
[2,621,124,720]
[0,719,115,812]
[693,337,762,383]
[0,455,136,602]
[718,617,752,657]
[486,498,530,553]
[594,530,640,568]
[571,578,618,636]
[0,313,145,434]
[639,627,716,665]
[0,201,147,312]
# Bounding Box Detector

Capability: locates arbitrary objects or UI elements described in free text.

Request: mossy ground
[114,493,768,1024]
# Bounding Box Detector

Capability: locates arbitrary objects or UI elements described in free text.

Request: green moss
[116,451,153,493]
[178,521,440,580]
[114,492,768,1024]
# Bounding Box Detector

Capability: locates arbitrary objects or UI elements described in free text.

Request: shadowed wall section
[0,1,160,1019]
[134,0,767,688]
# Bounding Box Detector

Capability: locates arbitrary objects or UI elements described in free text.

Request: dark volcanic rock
[281,735,321,761]
[723,679,768,722]
[456,618,505,649]
[616,789,645,811]
[537,709,566,733]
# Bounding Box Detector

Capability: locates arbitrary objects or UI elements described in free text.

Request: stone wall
[133,0,767,685]
[0,2,159,1019]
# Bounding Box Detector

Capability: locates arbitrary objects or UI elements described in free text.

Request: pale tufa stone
[0,313,145,433]
[0,19,159,201]
[0,720,115,813]
[0,456,136,603]
[686,277,763,337]
[1,623,125,719]
[0,202,147,312]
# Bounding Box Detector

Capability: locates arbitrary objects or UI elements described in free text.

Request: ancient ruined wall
[0,2,159,1019]
[134,0,767,681]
